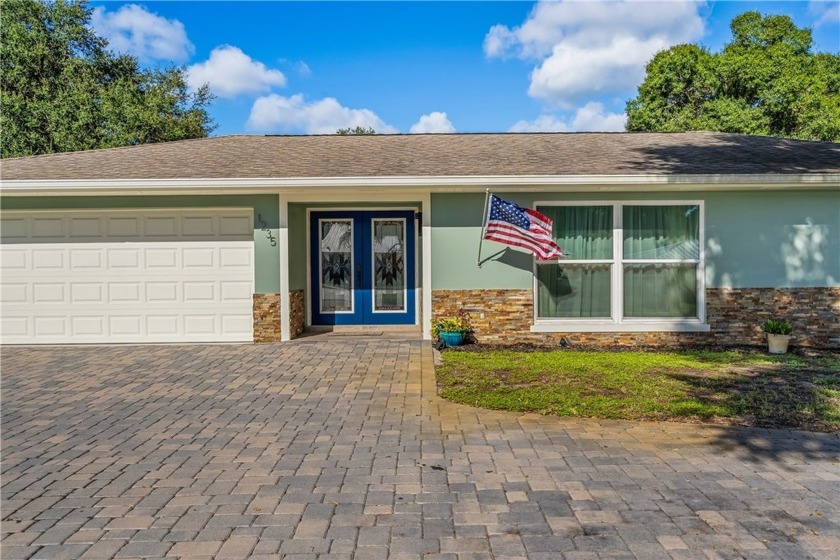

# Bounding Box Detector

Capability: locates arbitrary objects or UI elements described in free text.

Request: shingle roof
[2,132,839,181]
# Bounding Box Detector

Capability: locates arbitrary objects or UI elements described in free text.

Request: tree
[626,12,840,142]
[0,0,215,158]
[336,126,376,135]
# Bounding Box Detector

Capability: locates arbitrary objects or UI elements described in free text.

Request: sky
[88,1,840,136]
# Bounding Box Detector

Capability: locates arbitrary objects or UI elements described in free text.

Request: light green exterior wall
[431,191,840,290]
[2,195,281,293]
[4,190,834,297]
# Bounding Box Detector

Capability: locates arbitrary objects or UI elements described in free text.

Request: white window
[531,201,708,333]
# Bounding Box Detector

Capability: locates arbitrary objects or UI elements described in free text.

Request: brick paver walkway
[2,340,838,559]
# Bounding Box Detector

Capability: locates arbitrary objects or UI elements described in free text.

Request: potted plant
[761,318,793,354]
[432,309,472,348]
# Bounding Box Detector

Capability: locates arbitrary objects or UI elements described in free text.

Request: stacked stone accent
[433,287,840,349]
[253,293,281,342]
[290,290,306,339]
[252,291,308,342]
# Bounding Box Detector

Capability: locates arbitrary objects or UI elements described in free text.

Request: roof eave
[2,173,838,196]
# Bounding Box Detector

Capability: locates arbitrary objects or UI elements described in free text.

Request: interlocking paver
[2,340,839,560]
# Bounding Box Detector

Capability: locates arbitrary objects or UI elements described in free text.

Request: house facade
[2,132,838,347]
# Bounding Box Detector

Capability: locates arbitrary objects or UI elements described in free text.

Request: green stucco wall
[431,191,840,290]
[289,204,307,292]
[2,195,281,293]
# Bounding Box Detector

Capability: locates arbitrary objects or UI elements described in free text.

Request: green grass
[436,349,840,432]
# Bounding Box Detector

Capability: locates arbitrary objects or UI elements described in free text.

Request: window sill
[530,320,711,333]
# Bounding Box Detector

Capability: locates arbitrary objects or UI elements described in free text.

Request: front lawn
[435,348,840,432]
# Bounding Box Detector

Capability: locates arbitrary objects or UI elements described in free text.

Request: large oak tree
[1,0,215,158]
[626,12,840,142]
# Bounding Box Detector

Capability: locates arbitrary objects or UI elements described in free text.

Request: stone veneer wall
[253,291,307,342]
[432,288,840,349]
[290,290,306,339]
[253,293,280,342]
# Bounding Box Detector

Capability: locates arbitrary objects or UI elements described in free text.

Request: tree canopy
[626,11,840,142]
[1,0,215,158]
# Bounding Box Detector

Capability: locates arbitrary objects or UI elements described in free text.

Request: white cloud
[528,35,672,102]
[187,46,286,98]
[247,94,398,134]
[91,4,193,62]
[509,102,626,132]
[485,0,705,104]
[809,1,840,28]
[409,112,456,133]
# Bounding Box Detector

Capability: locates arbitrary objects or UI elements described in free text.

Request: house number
[257,214,277,247]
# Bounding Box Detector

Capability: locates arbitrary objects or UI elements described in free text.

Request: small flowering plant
[432,309,472,339]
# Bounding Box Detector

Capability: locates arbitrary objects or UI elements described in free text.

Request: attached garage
[0,208,255,344]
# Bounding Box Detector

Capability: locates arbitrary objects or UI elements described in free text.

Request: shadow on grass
[667,364,840,466]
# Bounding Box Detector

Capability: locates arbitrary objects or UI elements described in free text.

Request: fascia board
[2,173,838,196]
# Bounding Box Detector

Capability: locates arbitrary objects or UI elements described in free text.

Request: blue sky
[89,1,839,136]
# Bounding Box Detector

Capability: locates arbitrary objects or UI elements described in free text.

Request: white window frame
[531,200,709,333]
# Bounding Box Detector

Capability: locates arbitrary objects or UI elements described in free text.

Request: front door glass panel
[372,219,406,312]
[310,211,415,326]
[319,219,353,313]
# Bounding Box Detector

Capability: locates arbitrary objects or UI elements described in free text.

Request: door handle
[356,263,362,285]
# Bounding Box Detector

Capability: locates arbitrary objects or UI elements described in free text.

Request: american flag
[484,195,564,260]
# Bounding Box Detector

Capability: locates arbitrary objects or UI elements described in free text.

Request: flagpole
[476,188,491,268]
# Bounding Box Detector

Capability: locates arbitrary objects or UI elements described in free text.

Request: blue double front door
[310,211,416,326]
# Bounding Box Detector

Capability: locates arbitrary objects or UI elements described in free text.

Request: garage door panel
[107,248,142,269]
[222,315,252,335]
[220,215,252,236]
[2,316,31,337]
[33,283,66,304]
[34,316,68,336]
[71,283,105,303]
[110,315,143,336]
[109,283,142,303]
[183,247,216,268]
[183,281,215,302]
[221,281,252,302]
[220,247,252,268]
[32,217,65,238]
[70,249,104,269]
[71,316,105,336]
[33,249,65,270]
[145,216,179,237]
[1,209,254,344]
[145,248,179,269]
[185,315,215,335]
[147,315,179,336]
[146,282,178,303]
[183,215,216,236]
[107,216,141,237]
[2,284,29,304]
[69,217,104,238]
[1,217,28,239]
[1,249,27,271]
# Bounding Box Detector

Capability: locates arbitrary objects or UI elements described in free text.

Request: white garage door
[1,209,255,344]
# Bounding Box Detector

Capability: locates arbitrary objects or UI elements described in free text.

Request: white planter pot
[767,333,791,354]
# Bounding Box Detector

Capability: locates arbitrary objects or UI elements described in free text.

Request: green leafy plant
[432,309,472,339]
[761,318,793,335]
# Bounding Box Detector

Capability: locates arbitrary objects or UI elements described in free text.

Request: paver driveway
[2,340,839,560]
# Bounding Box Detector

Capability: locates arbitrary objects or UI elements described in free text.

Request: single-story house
[1,132,838,347]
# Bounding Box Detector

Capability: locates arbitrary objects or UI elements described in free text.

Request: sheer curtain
[623,205,699,318]
[537,206,612,318]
